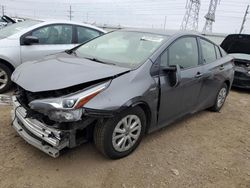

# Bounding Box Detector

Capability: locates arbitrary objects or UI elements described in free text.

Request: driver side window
[161,37,199,69]
[31,24,73,45]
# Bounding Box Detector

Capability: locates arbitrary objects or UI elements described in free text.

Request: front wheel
[0,64,12,93]
[94,106,146,159]
[210,83,228,112]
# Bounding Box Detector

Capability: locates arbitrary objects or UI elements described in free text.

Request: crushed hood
[12,53,130,92]
[221,34,250,54]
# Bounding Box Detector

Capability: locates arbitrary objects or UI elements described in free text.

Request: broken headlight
[28,81,111,122]
[48,109,84,122]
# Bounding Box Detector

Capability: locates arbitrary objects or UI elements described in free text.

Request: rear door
[20,24,75,63]
[197,38,228,109]
[158,36,203,127]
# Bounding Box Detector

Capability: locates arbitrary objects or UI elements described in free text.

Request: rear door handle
[195,72,203,78]
[219,65,224,70]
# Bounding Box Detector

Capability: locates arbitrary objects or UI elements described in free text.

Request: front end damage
[233,59,250,89]
[11,81,111,157]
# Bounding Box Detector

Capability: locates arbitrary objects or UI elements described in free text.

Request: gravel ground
[0,90,249,188]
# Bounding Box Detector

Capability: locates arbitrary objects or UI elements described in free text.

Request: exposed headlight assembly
[28,81,111,122]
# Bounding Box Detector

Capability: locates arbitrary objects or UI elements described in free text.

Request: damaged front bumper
[233,70,250,89]
[11,96,69,157]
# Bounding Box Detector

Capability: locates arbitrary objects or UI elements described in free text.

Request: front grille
[234,71,246,77]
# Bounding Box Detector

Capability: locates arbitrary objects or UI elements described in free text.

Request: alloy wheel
[0,68,8,90]
[112,115,142,152]
[217,87,227,108]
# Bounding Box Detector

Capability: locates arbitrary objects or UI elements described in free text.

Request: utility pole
[68,5,73,20]
[239,5,249,34]
[163,16,167,30]
[202,0,219,33]
[180,0,201,31]
[2,5,5,16]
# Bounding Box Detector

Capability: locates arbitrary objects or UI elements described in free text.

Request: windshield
[0,20,41,39]
[75,31,167,68]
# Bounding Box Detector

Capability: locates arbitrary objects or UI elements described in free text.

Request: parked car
[221,34,250,89]
[0,19,106,93]
[11,29,234,159]
[0,15,16,29]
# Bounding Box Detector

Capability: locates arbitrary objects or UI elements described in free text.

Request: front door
[158,36,203,127]
[20,24,76,63]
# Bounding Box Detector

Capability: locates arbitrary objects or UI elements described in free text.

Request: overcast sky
[1,0,249,34]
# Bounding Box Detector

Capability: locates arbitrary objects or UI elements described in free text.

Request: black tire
[0,63,12,93]
[210,83,228,112]
[94,106,146,159]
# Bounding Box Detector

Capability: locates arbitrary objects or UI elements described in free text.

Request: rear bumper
[11,96,69,157]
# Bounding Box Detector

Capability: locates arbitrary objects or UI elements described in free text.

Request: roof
[24,18,106,33]
[120,28,200,36]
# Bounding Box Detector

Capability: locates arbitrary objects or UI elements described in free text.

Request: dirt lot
[0,90,249,188]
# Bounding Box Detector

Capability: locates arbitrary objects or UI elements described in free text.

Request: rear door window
[200,39,217,64]
[76,26,101,43]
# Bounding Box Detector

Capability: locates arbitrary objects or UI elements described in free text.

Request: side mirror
[162,65,181,87]
[23,36,39,45]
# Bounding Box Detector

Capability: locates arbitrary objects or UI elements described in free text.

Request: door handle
[195,72,203,78]
[219,65,224,70]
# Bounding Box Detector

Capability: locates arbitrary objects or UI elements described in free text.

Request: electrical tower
[202,0,219,33]
[180,0,201,31]
[239,5,249,34]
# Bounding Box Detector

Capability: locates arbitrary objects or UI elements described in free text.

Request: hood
[221,34,250,54]
[12,53,130,92]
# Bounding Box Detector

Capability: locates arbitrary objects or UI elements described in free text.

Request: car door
[20,24,76,63]
[76,26,103,44]
[158,36,203,127]
[197,38,227,109]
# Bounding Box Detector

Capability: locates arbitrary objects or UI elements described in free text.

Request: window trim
[20,23,74,46]
[159,35,202,71]
[215,45,222,59]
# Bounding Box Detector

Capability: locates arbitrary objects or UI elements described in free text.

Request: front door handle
[195,72,203,78]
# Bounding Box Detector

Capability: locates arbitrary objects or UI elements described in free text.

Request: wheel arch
[121,98,152,134]
[224,80,231,93]
[0,58,15,73]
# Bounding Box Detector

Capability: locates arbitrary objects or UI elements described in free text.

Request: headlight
[28,81,111,122]
[48,109,83,122]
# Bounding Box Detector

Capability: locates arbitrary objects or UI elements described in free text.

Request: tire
[0,63,12,93]
[94,106,146,159]
[210,83,228,112]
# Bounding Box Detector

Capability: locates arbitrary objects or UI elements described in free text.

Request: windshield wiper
[84,57,116,66]
[65,49,77,56]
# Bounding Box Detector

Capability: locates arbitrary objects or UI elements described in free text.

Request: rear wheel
[0,64,12,93]
[94,106,146,159]
[210,83,228,112]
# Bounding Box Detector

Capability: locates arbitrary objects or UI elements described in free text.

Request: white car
[0,19,106,93]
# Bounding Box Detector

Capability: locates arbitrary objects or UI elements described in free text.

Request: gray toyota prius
[11,29,234,159]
